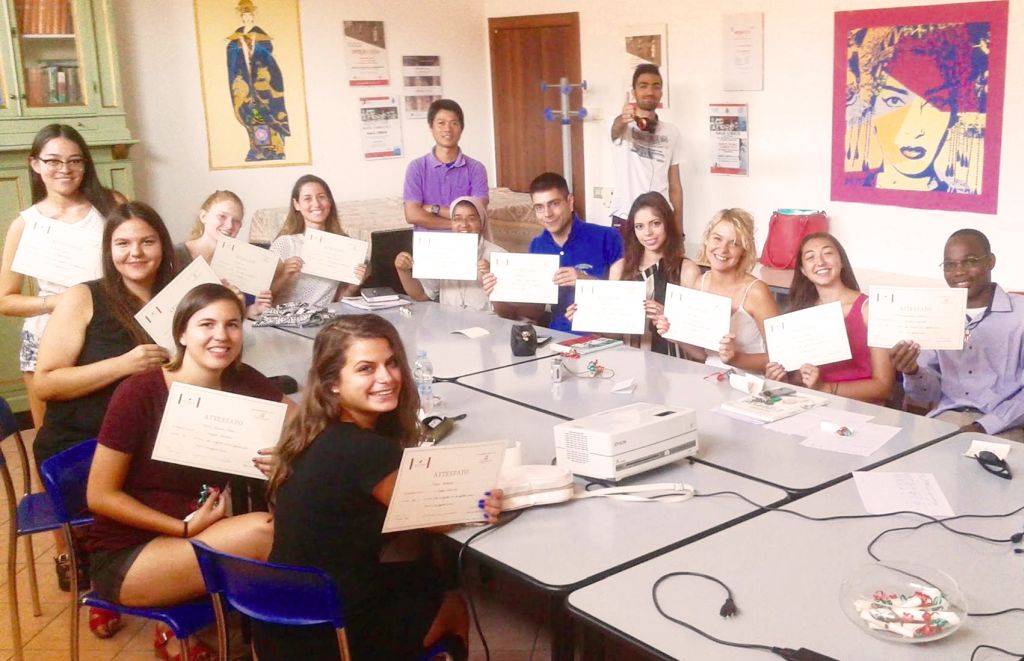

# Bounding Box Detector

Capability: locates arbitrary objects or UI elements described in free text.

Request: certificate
[488,253,559,304]
[382,440,506,533]
[412,232,478,281]
[135,257,221,352]
[210,237,278,295]
[571,280,646,335]
[661,284,732,350]
[300,228,368,285]
[11,215,102,287]
[866,286,967,350]
[152,382,287,480]
[764,300,852,370]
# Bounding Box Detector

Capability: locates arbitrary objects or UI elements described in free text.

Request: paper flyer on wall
[403,55,442,119]
[344,20,389,86]
[710,104,748,176]
[723,13,764,91]
[359,96,403,160]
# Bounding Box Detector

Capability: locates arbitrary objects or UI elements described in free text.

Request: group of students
[0,123,503,660]
[3,90,1022,658]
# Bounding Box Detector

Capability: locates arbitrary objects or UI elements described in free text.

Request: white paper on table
[800,421,900,457]
[135,257,221,353]
[452,327,489,338]
[867,286,967,350]
[300,228,368,285]
[151,382,287,480]
[765,408,874,437]
[729,371,765,395]
[11,215,102,287]
[661,284,732,351]
[209,237,278,295]
[382,440,507,533]
[765,301,852,371]
[571,280,646,335]
[488,253,559,304]
[963,440,1011,460]
[852,472,955,517]
[612,378,636,394]
[412,232,478,281]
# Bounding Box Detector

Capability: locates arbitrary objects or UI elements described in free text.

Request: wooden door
[489,13,585,218]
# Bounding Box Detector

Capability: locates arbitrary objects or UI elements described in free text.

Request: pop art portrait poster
[831,1,1007,214]
[194,0,311,169]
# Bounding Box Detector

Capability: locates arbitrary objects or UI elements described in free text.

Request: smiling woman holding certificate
[0,124,122,428]
[258,315,502,660]
[85,283,285,658]
[765,233,894,404]
[269,175,367,306]
[393,196,503,310]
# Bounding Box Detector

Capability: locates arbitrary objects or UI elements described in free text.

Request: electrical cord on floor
[456,510,523,661]
[646,491,1024,658]
[970,644,1024,660]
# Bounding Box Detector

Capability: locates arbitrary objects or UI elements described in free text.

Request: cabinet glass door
[12,0,94,114]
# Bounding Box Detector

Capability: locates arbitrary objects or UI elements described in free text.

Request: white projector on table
[553,402,698,483]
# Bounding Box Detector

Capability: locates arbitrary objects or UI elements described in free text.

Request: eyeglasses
[37,157,86,172]
[975,450,1012,480]
[939,256,987,272]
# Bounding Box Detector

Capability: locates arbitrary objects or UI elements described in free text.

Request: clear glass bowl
[839,562,967,644]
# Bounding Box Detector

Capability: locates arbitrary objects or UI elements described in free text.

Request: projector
[553,402,698,483]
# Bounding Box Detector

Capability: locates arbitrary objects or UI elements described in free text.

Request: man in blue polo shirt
[403,98,488,230]
[483,172,623,331]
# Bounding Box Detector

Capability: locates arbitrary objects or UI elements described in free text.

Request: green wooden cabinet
[0,0,135,412]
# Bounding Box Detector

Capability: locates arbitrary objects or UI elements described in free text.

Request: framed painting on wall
[831,1,1007,214]
[194,0,311,169]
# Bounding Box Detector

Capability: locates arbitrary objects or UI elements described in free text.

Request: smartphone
[762,386,796,398]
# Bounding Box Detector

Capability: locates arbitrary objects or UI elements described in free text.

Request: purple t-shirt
[403,149,488,228]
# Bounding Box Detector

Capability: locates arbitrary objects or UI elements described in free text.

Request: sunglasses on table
[975,450,1012,480]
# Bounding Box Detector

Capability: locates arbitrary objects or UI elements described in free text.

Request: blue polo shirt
[529,215,623,332]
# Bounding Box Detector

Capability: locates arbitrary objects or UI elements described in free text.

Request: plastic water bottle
[413,350,434,414]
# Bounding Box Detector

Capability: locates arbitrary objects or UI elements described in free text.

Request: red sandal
[87,606,123,639]
[153,623,215,661]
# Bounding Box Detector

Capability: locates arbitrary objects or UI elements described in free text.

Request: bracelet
[183,519,189,539]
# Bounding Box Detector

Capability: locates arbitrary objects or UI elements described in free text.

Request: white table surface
[274,300,576,380]
[438,379,787,591]
[568,433,1024,660]
[459,345,957,492]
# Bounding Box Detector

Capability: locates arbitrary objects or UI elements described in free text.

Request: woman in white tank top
[0,124,121,427]
[656,208,778,372]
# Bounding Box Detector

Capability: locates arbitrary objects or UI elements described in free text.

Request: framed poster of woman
[194,0,311,169]
[831,1,1007,214]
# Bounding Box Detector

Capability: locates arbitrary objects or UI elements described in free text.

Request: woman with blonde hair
[657,208,778,371]
[258,315,501,660]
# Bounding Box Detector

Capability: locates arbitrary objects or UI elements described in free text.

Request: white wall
[113,0,493,240]
[484,0,1024,288]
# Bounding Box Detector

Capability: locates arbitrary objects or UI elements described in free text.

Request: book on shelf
[550,334,622,355]
[27,61,80,105]
[16,0,73,35]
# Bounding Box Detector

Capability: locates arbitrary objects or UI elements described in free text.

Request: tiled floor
[3,431,650,661]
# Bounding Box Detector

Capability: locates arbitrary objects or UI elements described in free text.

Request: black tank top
[33,280,140,464]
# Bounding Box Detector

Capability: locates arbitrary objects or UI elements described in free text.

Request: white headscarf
[449,196,491,243]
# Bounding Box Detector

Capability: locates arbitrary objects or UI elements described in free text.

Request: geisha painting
[195,0,310,169]
[831,2,1007,214]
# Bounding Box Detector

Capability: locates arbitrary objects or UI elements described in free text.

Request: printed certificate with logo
[382,440,506,533]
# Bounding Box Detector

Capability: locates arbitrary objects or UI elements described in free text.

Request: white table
[459,345,957,492]
[568,433,1024,660]
[274,301,575,379]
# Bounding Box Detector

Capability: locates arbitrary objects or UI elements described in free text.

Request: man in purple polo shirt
[891,229,1024,442]
[403,99,489,230]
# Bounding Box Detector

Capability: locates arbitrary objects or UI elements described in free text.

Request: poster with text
[403,55,442,119]
[710,104,748,176]
[345,20,389,85]
[360,96,403,159]
[723,13,763,91]
[624,24,668,108]
[194,0,310,169]
[831,1,1007,214]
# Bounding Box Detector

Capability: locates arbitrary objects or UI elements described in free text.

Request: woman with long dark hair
[258,315,502,660]
[765,232,894,403]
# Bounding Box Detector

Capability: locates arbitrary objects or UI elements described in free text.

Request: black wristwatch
[430,204,440,215]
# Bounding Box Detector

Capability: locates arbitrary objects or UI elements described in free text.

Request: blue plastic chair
[1,398,88,661]
[39,439,217,661]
